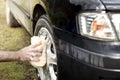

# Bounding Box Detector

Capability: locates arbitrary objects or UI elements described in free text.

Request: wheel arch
[32,4,46,33]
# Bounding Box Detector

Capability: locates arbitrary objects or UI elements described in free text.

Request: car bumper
[55,28,120,80]
[57,40,120,80]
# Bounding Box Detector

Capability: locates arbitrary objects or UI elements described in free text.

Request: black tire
[6,1,20,27]
[34,15,53,36]
[34,15,57,80]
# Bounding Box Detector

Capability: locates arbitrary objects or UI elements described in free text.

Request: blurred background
[0,0,37,80]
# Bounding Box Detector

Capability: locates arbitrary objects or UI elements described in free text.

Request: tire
[6,1,20,27]
[34,15,57,80]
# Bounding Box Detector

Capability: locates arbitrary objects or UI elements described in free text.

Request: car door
[13,0,30,13]
[11,0,32,35]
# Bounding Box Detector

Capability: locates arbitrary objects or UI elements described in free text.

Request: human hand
[17,36,47,61]
[30,36,48,68]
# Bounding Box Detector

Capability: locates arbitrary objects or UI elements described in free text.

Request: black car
[6,0,120,80]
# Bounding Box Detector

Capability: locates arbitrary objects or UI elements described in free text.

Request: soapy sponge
[30,36,46,68]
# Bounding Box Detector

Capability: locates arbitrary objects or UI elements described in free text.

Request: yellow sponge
[30,36,46,68]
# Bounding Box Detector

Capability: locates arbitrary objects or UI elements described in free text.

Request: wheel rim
[37,27,57,80]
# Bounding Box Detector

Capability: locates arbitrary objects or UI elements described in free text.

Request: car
[5,0,120,80]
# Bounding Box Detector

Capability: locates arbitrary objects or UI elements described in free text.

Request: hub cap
[37,27,57,80]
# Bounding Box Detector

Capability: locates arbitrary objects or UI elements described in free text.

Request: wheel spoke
[47,49,57,65]
[37,68,46,80]
[46,36,57,65]
[49,65,57,80]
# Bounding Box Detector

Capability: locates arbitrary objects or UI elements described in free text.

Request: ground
[0,0,37,80]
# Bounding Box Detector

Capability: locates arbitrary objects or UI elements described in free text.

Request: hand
[17,37,47,61]
[30,36,48,67]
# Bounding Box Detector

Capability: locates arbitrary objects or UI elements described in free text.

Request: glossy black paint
[57,53,120,80]
[46,0,120,80]
[46,0,80,32]
[102,0,120,10]
[69,0,104,10]
[69,0,120,10]
[55,28,120,80]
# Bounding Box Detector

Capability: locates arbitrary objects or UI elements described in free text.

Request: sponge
[30,36,46,68]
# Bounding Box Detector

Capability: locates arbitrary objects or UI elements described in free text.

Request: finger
[33,41,48,52]
[33,52,42,57]
[35,45,43,51]
[31,47,43,54]
[29,56,40,62]
[31,52,37,57]
[30,42,42,48]
[30,57,34,61]
[27,51,42,59]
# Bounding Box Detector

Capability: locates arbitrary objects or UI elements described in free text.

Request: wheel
[6,1,20,27]
[34,15,57,80]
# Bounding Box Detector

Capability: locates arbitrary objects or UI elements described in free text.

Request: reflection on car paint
[58,40,104,68]
[69,0,104,10]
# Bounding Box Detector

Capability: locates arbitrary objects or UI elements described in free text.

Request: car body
[6,0,120,80]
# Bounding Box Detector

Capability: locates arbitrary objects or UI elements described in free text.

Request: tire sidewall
[34,15,53,36]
